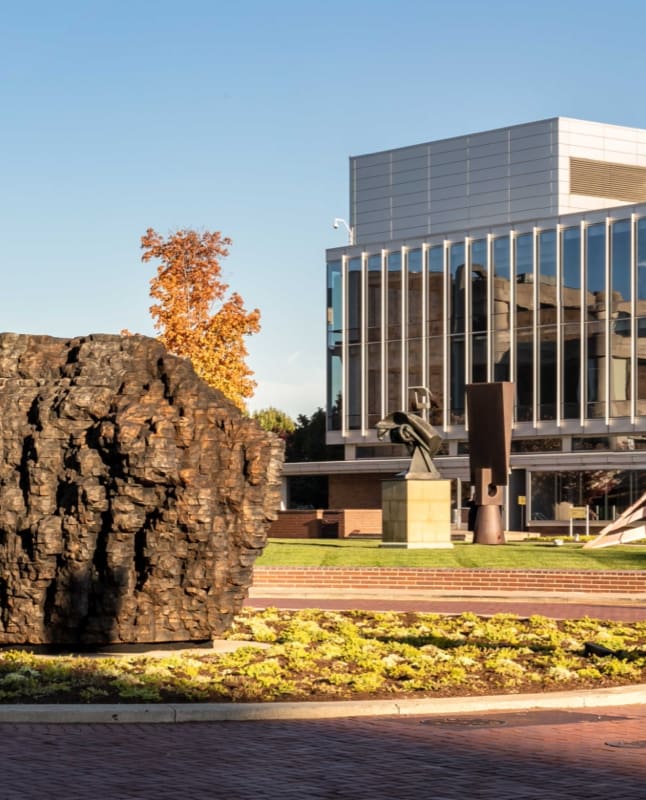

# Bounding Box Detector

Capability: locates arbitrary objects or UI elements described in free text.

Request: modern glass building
[322,118,646,530]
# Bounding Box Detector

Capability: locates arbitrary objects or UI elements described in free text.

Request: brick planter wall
[253,567,646,594]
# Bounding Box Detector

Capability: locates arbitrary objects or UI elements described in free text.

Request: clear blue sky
[2,0,645,418]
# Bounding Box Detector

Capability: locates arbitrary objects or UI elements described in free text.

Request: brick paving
[246,595,646,622]
[1,704,646,798]
[1,594,644,798]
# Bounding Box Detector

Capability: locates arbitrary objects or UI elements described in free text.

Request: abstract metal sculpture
[376,411,443,478]
[466,382,514,545]
[583,492,646,549]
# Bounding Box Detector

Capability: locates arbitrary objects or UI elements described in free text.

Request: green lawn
[257,539,646,570]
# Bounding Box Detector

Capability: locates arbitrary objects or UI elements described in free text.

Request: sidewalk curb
[2,684,645,724]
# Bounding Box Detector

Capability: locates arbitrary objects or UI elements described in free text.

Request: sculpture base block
[381,478,453,549]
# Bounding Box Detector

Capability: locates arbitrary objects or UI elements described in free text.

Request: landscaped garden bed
[1,608,645,704]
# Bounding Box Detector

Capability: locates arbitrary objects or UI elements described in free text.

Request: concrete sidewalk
[1,683,645,725]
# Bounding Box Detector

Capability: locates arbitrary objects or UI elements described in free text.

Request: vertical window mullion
[579,221,586,426]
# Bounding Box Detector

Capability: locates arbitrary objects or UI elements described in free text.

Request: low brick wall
[253,567,646,594]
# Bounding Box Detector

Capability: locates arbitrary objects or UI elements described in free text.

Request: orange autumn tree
[141,227,260,409]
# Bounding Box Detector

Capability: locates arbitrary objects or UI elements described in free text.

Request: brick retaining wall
[253,567,646,594]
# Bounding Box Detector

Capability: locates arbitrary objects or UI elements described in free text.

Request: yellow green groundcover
[1,608,645,704]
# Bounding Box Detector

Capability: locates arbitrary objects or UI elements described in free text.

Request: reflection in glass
[326,260,343,430]
[611,220,630,302]
[531,469,631,522]
[638,220,646,414]
[492,236,510,381]
[470,239,487,333]
[387,340,401,413]
[562,322,580,419]
[348,345,361,429]
[538,231,557,420]
[515,234,533,420]
[387,251,402,339]
[561,227,581,418]
[426,247,444,421]
[470,240,487,385]
[367,254,382,428]
[386,251,402,414]
[586,224,606,419]
[427,246,443,337]
[348,257,362,344]
[610,221,631,418]
[428,336,443,425]
[449,242,466,421]
[407,249,423,396]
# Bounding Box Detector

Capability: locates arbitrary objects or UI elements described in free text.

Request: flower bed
[1,608,645,704]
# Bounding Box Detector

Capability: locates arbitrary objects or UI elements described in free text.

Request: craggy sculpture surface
[0,333,283,646]
[376,411,443,478]
[466,382,513,544]
[584,492,646,549]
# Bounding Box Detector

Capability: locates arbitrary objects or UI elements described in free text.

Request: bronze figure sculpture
[376,411,443,478]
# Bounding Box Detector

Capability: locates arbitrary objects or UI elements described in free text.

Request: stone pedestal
[381,478,453,549]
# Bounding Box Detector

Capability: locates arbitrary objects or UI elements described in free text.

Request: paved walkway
[2,704,646,798]
[246,592,646,621]
[1,590,644,798]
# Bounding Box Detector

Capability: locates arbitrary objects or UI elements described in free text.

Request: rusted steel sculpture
[466,382,513,545]
[376,411,443,478]
[583,493,646,548]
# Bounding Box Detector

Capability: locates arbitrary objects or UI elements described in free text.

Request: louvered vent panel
[570,157,646,202]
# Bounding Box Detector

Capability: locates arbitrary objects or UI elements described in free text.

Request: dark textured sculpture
[376,411,443,478]
[0,333,283,646]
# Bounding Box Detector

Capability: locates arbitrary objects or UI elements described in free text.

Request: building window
[407,249,424,401]
[538,230,557,420]
[610,220,631,417]
[492,236,510,381]
[449,242,466,422]
[561,226,581,419]
[585,224,606,418]
[427,246,444,423]
[326,260,343,430]
[515,233,534,421]
[367,254,382,428]
[386,251,402,413]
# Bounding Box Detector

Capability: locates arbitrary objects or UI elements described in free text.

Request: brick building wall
[328,473,385,509]
[268,509,382,538]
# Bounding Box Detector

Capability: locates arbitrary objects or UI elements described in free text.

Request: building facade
[323,118,646,530]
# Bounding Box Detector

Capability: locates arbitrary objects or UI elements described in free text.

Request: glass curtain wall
[492,236,511,381]
[330,210,646,437]
[515,233,534,420]
[610,220,631,417]
[386,251,402,414]
[449,242,466,422]
[538,230,557,420]
[427,246,444,424]
[347,256,362,429]
[326,260,343,430]
[407,249,424,399]
[531,469,646,522]
[561,226,581,419]
[367,253,382,428]
[638,218,646,415]
[585,224,606,418]
[470,239,487,383]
